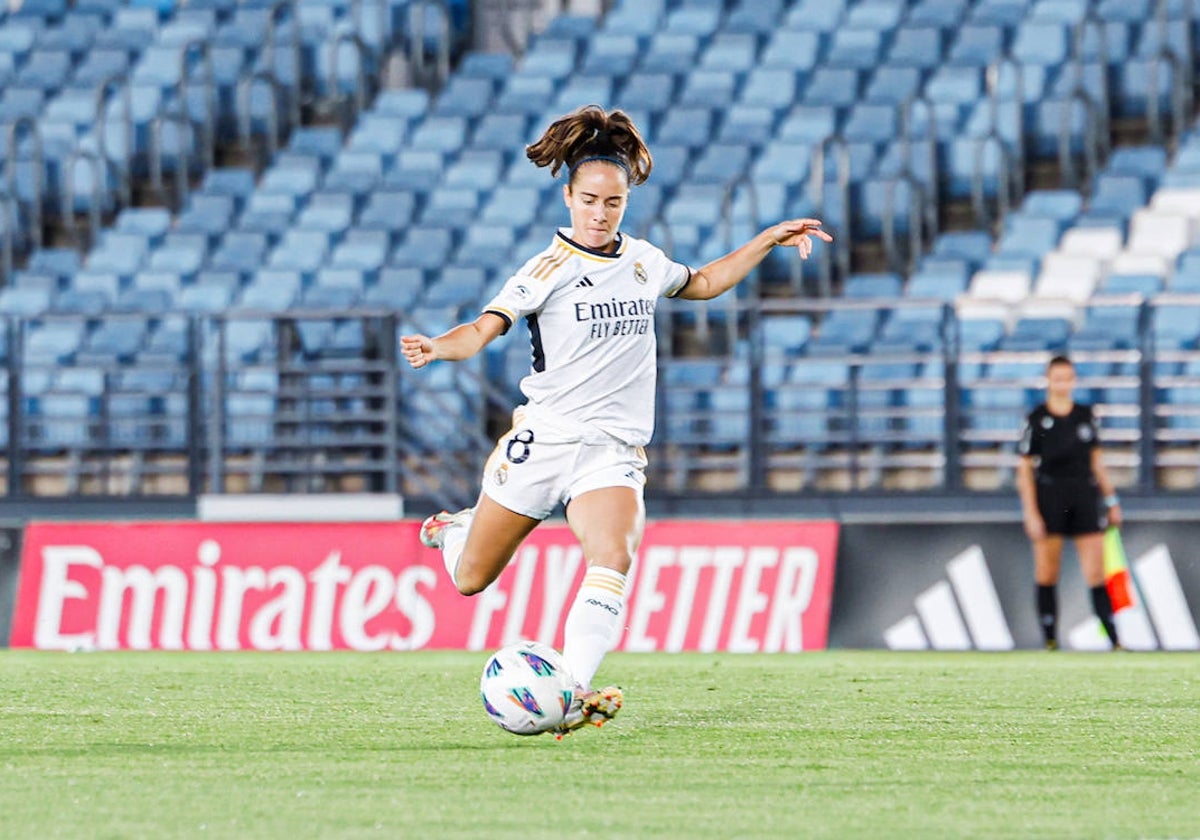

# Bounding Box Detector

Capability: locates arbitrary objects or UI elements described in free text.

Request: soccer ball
[479,640,574,736]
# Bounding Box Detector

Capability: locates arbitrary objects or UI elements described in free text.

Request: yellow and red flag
[1104,527,1136,613]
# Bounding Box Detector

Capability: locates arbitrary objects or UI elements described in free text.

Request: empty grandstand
[0,0,1197,512]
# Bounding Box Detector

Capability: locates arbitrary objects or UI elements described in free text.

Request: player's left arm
[677,218,832,301]
[1091,447,1122,527]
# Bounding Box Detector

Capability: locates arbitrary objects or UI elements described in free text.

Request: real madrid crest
[494,462,508,485]
[1077,423,1094,442]
[633,262,647,284]
[1041,416,1054,429]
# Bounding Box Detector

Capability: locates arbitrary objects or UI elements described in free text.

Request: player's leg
[562,484,642,688]
[1076,531,1120,648]
[554,484,642,735]
[421,494,540,596]
[1033,535,1064,649]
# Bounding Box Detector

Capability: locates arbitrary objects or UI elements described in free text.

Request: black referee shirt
[1017,403,1098,481]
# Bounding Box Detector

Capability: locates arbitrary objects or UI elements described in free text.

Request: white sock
[440,510,474,587]
[562,566,626,692]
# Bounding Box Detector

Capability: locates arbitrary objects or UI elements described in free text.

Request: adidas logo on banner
[575,276,594,288]
[885,546,1014,651]
[885,544,1200,651]
[1068,544,1200,651]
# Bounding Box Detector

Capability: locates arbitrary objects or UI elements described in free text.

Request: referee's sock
[1090,585,1121,648]
[1036,584,1058,647]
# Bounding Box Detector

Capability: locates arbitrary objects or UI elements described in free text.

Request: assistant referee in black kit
[1015,355,1123,650]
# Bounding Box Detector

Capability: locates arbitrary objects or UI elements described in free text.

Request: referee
[1016,355,1123,650]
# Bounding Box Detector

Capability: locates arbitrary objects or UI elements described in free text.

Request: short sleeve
[638,241,692,298]
[662,261,692,298]
[1082,405,1100,449]
[1017,414,1037,456]
[482,272,562,333]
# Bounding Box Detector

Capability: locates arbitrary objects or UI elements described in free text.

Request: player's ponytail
[526,104,653,186]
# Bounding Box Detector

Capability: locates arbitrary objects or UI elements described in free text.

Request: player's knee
[454,574,487,597]
[453,555,495,596]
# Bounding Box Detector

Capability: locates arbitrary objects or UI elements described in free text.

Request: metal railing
[4,117,43,251]
[0,299,1197,503]
[810,136,852,296]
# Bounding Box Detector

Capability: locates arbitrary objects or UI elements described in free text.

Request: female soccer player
[1016,355,1123,651]
[402,105,831,735]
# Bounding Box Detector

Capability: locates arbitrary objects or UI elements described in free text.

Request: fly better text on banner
[11,520,838,652]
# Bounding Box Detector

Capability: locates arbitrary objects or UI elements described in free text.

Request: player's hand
[1107,503,1123,529]
[1023,513,1046,541]
[769,218,834,260]
[401,334,436,369]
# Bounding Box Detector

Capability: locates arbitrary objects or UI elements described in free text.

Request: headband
[569,155,631,176]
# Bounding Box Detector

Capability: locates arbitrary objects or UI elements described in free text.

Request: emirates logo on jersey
[633,262,647,284]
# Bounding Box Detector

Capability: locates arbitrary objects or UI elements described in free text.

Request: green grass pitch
[1,650,1197,839]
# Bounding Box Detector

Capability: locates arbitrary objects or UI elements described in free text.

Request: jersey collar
[556,229,627,260]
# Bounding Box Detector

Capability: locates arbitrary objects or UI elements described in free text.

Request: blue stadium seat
[391,225,454,270]
[294,191,354,236]
[179,284,233,313]
[948,23,1006,65]
[762,314,812,355]
[700,32,758,73]
[739,67,799,112]
[715,105,777,147]
[664,4,722,37]
[776,105,839,145]
[844,273,903,299]
[803,67,862,109]
[581,32,640,76]
[995,216,1062,258]
[826,27,883,69]
[1020,189,1082,221]
[456,50,513,81]
[443,149,504,189]
[784,0,845,32]
[690,143,752,186]
[864,66,924,105]
[843,103,898,149]
[760,28,821,71]
[471,112,530,149]
[367,267,424,309]
[969,0,1029,26]
[639,32,699,74]
[657,107,715,148]
[421,186,479,227]
[933,231,993,268]
[330,230,389,274]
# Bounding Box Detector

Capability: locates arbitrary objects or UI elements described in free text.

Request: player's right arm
[401,313,508,369]
[1015,455,1045,541]
[1015,417,1045,540]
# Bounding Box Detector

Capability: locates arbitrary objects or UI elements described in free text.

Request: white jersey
[483,230,692,446]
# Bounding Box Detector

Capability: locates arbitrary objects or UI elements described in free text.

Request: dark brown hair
[1047,354,1073,372]
[525,104,653,186]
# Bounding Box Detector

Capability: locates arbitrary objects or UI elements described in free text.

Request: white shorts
[480,406,648,521]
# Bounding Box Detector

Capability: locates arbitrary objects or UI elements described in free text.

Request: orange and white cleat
[419,509,472,549]
[555,686,623,739]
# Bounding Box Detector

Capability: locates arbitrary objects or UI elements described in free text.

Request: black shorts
[1035,477,1105,537]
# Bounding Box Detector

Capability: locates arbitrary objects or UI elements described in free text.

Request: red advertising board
[11,519,838,652]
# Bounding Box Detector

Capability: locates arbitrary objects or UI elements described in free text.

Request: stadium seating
[2,0,1200,499]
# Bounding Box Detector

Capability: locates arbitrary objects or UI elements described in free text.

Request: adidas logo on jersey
[575,276,595,288]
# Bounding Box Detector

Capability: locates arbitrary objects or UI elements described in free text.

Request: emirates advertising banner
[10,520,839,653]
